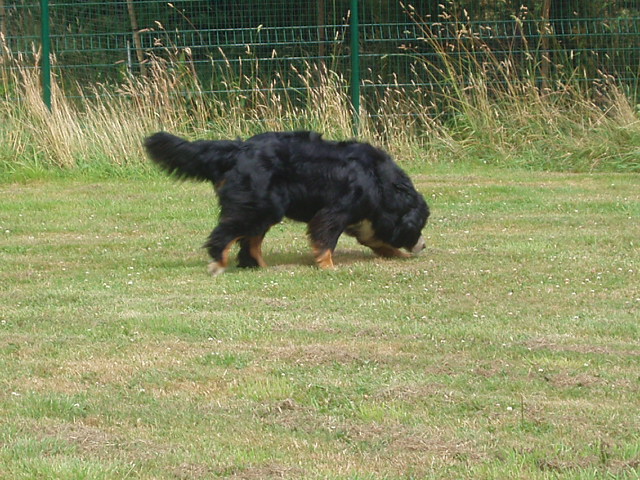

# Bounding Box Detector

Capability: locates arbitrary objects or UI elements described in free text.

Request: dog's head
[347,170,429,257]
[389,176,430,253]
[381,176,430,254]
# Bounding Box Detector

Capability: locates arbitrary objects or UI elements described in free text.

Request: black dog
[144,131,429,275]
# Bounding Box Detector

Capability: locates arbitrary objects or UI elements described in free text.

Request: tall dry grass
[0,20,638,173]
[0,48,364,171]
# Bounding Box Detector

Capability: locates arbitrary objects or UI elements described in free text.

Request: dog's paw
[314,249,335,269]
[208,261,226,276]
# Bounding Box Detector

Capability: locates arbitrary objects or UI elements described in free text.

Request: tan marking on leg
[248,236,267,267]
[208,236,241,276]
[347,220,410,259]
[314,248,335,269]
[372,245,410,258]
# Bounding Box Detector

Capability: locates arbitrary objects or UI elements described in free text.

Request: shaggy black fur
[144,130,429,274]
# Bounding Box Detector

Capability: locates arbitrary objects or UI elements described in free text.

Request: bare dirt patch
[525,337,640,357]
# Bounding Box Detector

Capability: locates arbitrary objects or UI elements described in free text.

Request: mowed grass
[1,167,639,479]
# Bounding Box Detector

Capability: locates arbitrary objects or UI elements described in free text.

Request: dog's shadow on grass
[179,247,418,275]
[219,248,397,274]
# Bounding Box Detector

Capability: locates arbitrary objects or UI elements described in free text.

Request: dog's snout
[411,236,426,254]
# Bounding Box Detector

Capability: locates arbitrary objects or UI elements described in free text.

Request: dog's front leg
[307,210,350,269]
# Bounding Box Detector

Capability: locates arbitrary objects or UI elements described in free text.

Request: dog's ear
[393,180,414,194]
[390,177,420,213]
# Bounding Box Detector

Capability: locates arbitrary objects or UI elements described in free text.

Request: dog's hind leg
[237,233,269,268]
[203,223,244,276]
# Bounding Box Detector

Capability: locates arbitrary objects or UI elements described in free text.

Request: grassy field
[1,165,638,479]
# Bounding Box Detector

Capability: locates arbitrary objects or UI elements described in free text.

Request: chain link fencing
[1,1,639,122]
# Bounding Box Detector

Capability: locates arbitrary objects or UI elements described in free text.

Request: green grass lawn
[1,167,638,479]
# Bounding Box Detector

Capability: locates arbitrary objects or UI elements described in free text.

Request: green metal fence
[2,1,639,118]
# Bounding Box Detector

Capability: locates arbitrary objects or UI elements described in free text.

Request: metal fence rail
[1,0,639,119]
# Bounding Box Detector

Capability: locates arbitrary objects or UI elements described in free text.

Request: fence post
[349,0,360,134]
[40,0,51,110]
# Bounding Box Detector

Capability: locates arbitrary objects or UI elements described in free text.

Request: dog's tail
[144,131,242,184]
